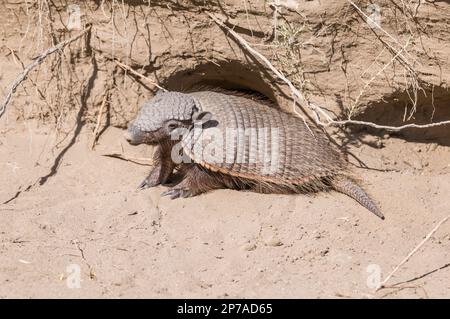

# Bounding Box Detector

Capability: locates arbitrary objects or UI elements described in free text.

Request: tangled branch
[0,27,92,119]
[207,12,450,132]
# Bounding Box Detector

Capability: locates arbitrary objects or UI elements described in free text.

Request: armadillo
[125,90,384,219]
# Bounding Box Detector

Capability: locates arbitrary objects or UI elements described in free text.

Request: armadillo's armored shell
[180,91,348,187]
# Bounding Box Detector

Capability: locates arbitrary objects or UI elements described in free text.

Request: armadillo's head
[124,91,198,145]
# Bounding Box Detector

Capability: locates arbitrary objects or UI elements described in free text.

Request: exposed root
[114,59,167,92]
[0,26,92,119]
[207,11,450,133]
[207,12,315,135]
[91,88,110,150]
[329,118,450,132]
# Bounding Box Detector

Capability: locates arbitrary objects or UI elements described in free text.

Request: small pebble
[241,243,257,251]
[266,237,283,247]
[320,248,330,257]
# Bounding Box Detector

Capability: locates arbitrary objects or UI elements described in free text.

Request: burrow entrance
[352,85,450,146]
[162,60,278,103]
[162,62,450,146]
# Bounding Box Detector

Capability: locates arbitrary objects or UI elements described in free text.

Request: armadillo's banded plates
[180,91,346,185]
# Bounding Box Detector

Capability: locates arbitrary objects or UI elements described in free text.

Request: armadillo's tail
[332,177,384,220]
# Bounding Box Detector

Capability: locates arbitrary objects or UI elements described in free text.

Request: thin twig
[91,89,109,150]
[387,263,450,288]
[378,213,450,289]
[349,37,412,117]
[207,12,450,133]
[101,153,153,166]
[347,0,418,69]
[114,59,167,91]
[0,27,91,119]
[207,12,314,134]
[207,12,309,107]
[329,118,450,132]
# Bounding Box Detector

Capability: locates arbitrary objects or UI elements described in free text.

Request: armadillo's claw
[162,189,181,199]
[138,178,150,190]
[138,176,160,190]
[162,188,193,199]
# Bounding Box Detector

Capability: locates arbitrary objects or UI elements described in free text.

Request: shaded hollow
[352,86,450,146]
[162,61,277,103]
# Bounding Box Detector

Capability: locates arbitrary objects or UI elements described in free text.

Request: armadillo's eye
[167,122,177,129]
[165,120,180,133]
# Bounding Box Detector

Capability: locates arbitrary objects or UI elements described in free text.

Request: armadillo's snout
[124,130,134,143]
[124,125,141,145]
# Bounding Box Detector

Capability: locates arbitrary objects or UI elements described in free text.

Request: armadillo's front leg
[139,143,175,189]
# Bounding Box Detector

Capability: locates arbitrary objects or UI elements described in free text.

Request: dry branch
[207,12,450,133]
[378,213,450,290]
[114,60,167,92]
[207,12,316,135]
[0,27,91,119]
[330,118,450,132]
[91,89,110,150]
[101,153,153,166]
[207,13,310,111]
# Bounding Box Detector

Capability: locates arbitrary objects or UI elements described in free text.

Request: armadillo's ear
[192,111,218,129]
[192,111,212,125]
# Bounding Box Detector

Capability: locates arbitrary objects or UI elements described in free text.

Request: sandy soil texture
[1,121,449,298]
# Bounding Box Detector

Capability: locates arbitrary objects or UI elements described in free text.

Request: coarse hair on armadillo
[178,161,383,219]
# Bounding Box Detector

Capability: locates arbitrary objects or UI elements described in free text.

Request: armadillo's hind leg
[332,177,384,220]
[161,164,225,199]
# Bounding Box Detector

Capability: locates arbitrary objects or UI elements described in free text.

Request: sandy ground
[1,118,449,299]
